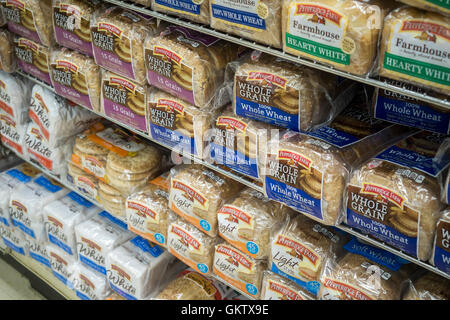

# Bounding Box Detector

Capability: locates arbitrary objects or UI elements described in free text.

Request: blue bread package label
[433,218,450,274]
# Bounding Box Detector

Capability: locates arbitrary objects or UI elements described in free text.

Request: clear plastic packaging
[65,161,100,201]
[74,214,134,275]
[167,211,222,276]
[429,207,450,273]
[2,0,54,47]
[9,175,69,242]
[24,121,72,177]
[105,236,175,300]
[144,25,240,108]
[402,271,450,300]
[47,243,78,287]
[345,131,448,261]
[0,116,29,159]
[169,164,244,237]
[43,191,102,256]
[52,0,104,57]
[25,233,51,268]
[0,71,31,125]
[13,36,51,85]
[263,95,414,226]
[156,268,234,300]
[217,187,292,259]
[0,223,28,256]
[209,105,278,181]
[0,163,40,228]
[152,0,209,24]
[210,0,281,47]
[322,237,418,300]
[269,213,349,296]
[378,6,450,95]
[0,29,16,73]
[29,83,99,148]
[130,0,151,6]
[213,242,266,299]
[398,0,450,16]
[282,0,398,76]
[49,47,101,112]
[260,270,316,300]
[126,172,170,247]
[98,180,127,218]
[101,70,148,133]
[442,169,449,205]
[230,52,357,132]
[91,6,160,84]
[147,87,219,159]
[69,262,112,300]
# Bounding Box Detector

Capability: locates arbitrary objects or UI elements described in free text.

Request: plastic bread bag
[65,161,100,201]
[0,116,29,159]
[0,163,41,227]
[74,214,134,275]
[52,0,105,57]
[260,270,316,300]
[167,211,223,276]
[90,6,160,85]
[24,234,51,268]
[105,236,176,300]
[24,121,72,177]
[1,223,28,256]
[345,131,449,261]
[155,268,235,300]
[402,271,450,300]
[0,1,5,26]
[2,0,54,47]
[0,28,16,73]
[43,191,102,257]
[397,0,450,16]
[152,0,210,25]
[168,164,245,237]
[125,172,170,247]
[29,84,99,148]
[0,71,31,125]
[318,237,415,300]
[429,207,450,273]
[229,51,358,132]
[370,77,450,135]
[70,122,164,195]
[147,87,221,159]
[69,262,112,300]
[269,213,350,296]
[49,47,101,112]
[210,0,281,47]
[208,104,279,181]
[13,35,51,85]
[282,0,398,76]
[101,70,148,133]
[98,180,127,219]
[377,6,449,95]
[144,25,241,108]
[47,243,78,288]
[217,187,293,260]
[263,94,415,226]
[9,175,69,242]
[442,168,450,205]
[213,242,266,299]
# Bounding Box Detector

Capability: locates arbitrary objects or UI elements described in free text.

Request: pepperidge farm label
[262,279,306,300]
[285,3,351,66]
[14,37,52,85]
[210,0,268,31]
[167,223,208,274]
[213,244,260,298]
[320,277,373,300]
[270,233,322,296]
[169,179,212,234]
[383,19,450,90]
[264,148,324,221]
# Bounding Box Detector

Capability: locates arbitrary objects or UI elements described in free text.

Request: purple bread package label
[3,1,44,45]
[102,75,147,132]
[14,37,52,85]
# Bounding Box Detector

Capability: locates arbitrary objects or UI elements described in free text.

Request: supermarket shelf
[4,249,79,300]
[15,72,450,281]
[103,0,450,110]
